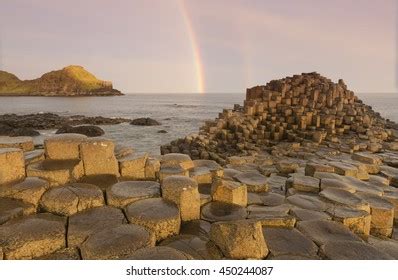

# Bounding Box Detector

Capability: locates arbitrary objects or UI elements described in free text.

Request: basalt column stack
[161,73,394,163]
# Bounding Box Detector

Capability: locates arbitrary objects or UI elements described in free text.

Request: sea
[0,93,397,155]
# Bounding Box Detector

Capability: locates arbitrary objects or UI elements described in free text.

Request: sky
[0,0,396,94]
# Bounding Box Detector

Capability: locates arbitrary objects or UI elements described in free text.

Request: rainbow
[178,0,205,94]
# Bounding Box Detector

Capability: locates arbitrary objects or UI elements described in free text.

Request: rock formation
[161,72,396,164]
[0,113,131,137]
[0,65,122,96]
[0,128,397,259]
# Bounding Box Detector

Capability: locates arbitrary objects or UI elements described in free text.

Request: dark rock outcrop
[131,118,161,126]
[56,125,105,137]
[0,113,131,136]
[0,123,40,137]
[9,128,40,137]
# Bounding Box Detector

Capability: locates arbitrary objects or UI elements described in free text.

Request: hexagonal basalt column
[211,179,247,207]
[0,148,25,185]
[161,176,200,221]
[44,134,87,160]
[210,220,268,259]
[79,138,119,176]
[125,198,180,241]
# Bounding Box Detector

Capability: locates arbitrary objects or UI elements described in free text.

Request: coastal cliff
[0,65,122,96]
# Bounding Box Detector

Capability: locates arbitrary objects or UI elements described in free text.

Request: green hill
[0,65,122,96]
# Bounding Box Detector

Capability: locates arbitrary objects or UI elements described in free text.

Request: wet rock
[106,181,160,208]
[119,152,148,180]
[130,118,161,126]
[44,134,87,160]
[67,206,126,247]
[27,159,84,187]
[211,179,247,207]
[297,220,362,246]
[262,227,318,258]
[160,234,222,260]
[56,125,105,137]
[210,220,268,259]
[39,183,104,216]
[0,148,25,185]
[80,224,155,260]
[157,130,168,134]
[0,177,48,206]
[234,171,268,192]
[125,198,180,241]
[0,198,36,225]
[162,176,200,221]
[201,201,247,222]
[0,136,34,152]
[0,213,66,259]
[319,187,370,212]
[319,241,393,260]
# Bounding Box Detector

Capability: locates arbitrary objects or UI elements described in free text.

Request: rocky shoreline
[0,73,398,260]
[0,113,131,137]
